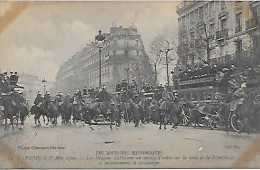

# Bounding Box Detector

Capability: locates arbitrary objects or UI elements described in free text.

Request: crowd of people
[1,64,260,133]
[178,62,260,82]
[0,71,29,130]
[0,71,20,93]
[177,62,260,91]
[29,77,183,130]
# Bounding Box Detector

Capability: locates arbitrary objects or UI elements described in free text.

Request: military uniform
[230,86,247,112]
[159,99,167,129]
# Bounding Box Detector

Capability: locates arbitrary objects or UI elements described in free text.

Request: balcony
[176,1,196,14]
[216,29,228,40]
[246,18,258,30]
[235,25,242,33]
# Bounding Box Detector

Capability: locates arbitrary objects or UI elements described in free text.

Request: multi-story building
[177,0,259,67]
[176,1,260,101]
[55,26,152,94]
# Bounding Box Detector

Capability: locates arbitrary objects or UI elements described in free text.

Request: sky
[0,1,179,83]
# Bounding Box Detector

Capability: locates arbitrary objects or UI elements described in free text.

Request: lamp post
[42,78,47,94]
[95,30,106,88]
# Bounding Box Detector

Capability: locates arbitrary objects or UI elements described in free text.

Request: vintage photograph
[0,0,260,169]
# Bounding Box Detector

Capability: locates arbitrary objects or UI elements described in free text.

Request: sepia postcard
[0,0,260,169]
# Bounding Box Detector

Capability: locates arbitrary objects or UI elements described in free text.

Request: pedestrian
[158,98,167,130]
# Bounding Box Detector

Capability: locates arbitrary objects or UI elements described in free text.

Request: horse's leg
[46,115,49,125]
[34,114,37,124]
[43,114,45,125]
[110,114,113,130]
[16,114,19,127]
[4,117,7,131]
[10,117,14,130]
[38,114,41,126]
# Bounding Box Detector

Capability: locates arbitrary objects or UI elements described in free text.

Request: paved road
[0,117,260,168]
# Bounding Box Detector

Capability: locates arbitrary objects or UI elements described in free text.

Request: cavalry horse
[0,94,19,130]
[61,98,72,124]
[233,92,256,134]
[82,101,102,130]
[127,99,140,127]
[30,102,47,126]
[168,99,183,129]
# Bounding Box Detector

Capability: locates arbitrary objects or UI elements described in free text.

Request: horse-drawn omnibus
[177,73,260,132]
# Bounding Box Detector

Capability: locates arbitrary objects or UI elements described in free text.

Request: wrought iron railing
[216,29,228,40]
[246,18,258,30]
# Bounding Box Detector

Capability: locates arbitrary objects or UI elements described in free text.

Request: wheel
[180,111,190,126]
[230,114,243,132]
[209,115,222,130]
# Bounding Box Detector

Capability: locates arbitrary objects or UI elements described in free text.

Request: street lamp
[42,78,47,94]
[95,29,106,88]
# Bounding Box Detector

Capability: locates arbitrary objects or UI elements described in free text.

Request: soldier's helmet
[46,91,50,95]
[38,91,42,95]
[58,92,63,96]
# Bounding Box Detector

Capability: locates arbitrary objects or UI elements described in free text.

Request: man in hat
[158,97,167,130]
[44,91,52,110]
[211,64,218,76]
[9,72,16,85]
[230,82,248,133]
[230,82,247,112]
[109,100,120,129]
[121,78,128,90]
[131,79,138,91]
[56,92,64,107]
[83,86,87,96]
[34,91,43,107]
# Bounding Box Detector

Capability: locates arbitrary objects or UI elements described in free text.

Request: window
[252,8,257,20]
[235,12,242,32]
[209,2,214,15]
[220,18,226,30]
[221,1,225,10]
[190,11,194,23]
[236,40,242,57]
[182,16,186,28]
[210,23,214,33]
[199,7,203,20]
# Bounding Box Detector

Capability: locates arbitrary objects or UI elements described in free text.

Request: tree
[196,22,216,64]
[149,41,163,85]
[150,30,177,87]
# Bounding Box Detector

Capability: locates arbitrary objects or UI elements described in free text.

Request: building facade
[177,0,259,67]
[55,26,152,94]
[176,1,260,102]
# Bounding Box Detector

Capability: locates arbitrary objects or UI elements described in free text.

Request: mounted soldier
[32,91,45,125]
[44,91,52,110]
[34,91,44,108]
